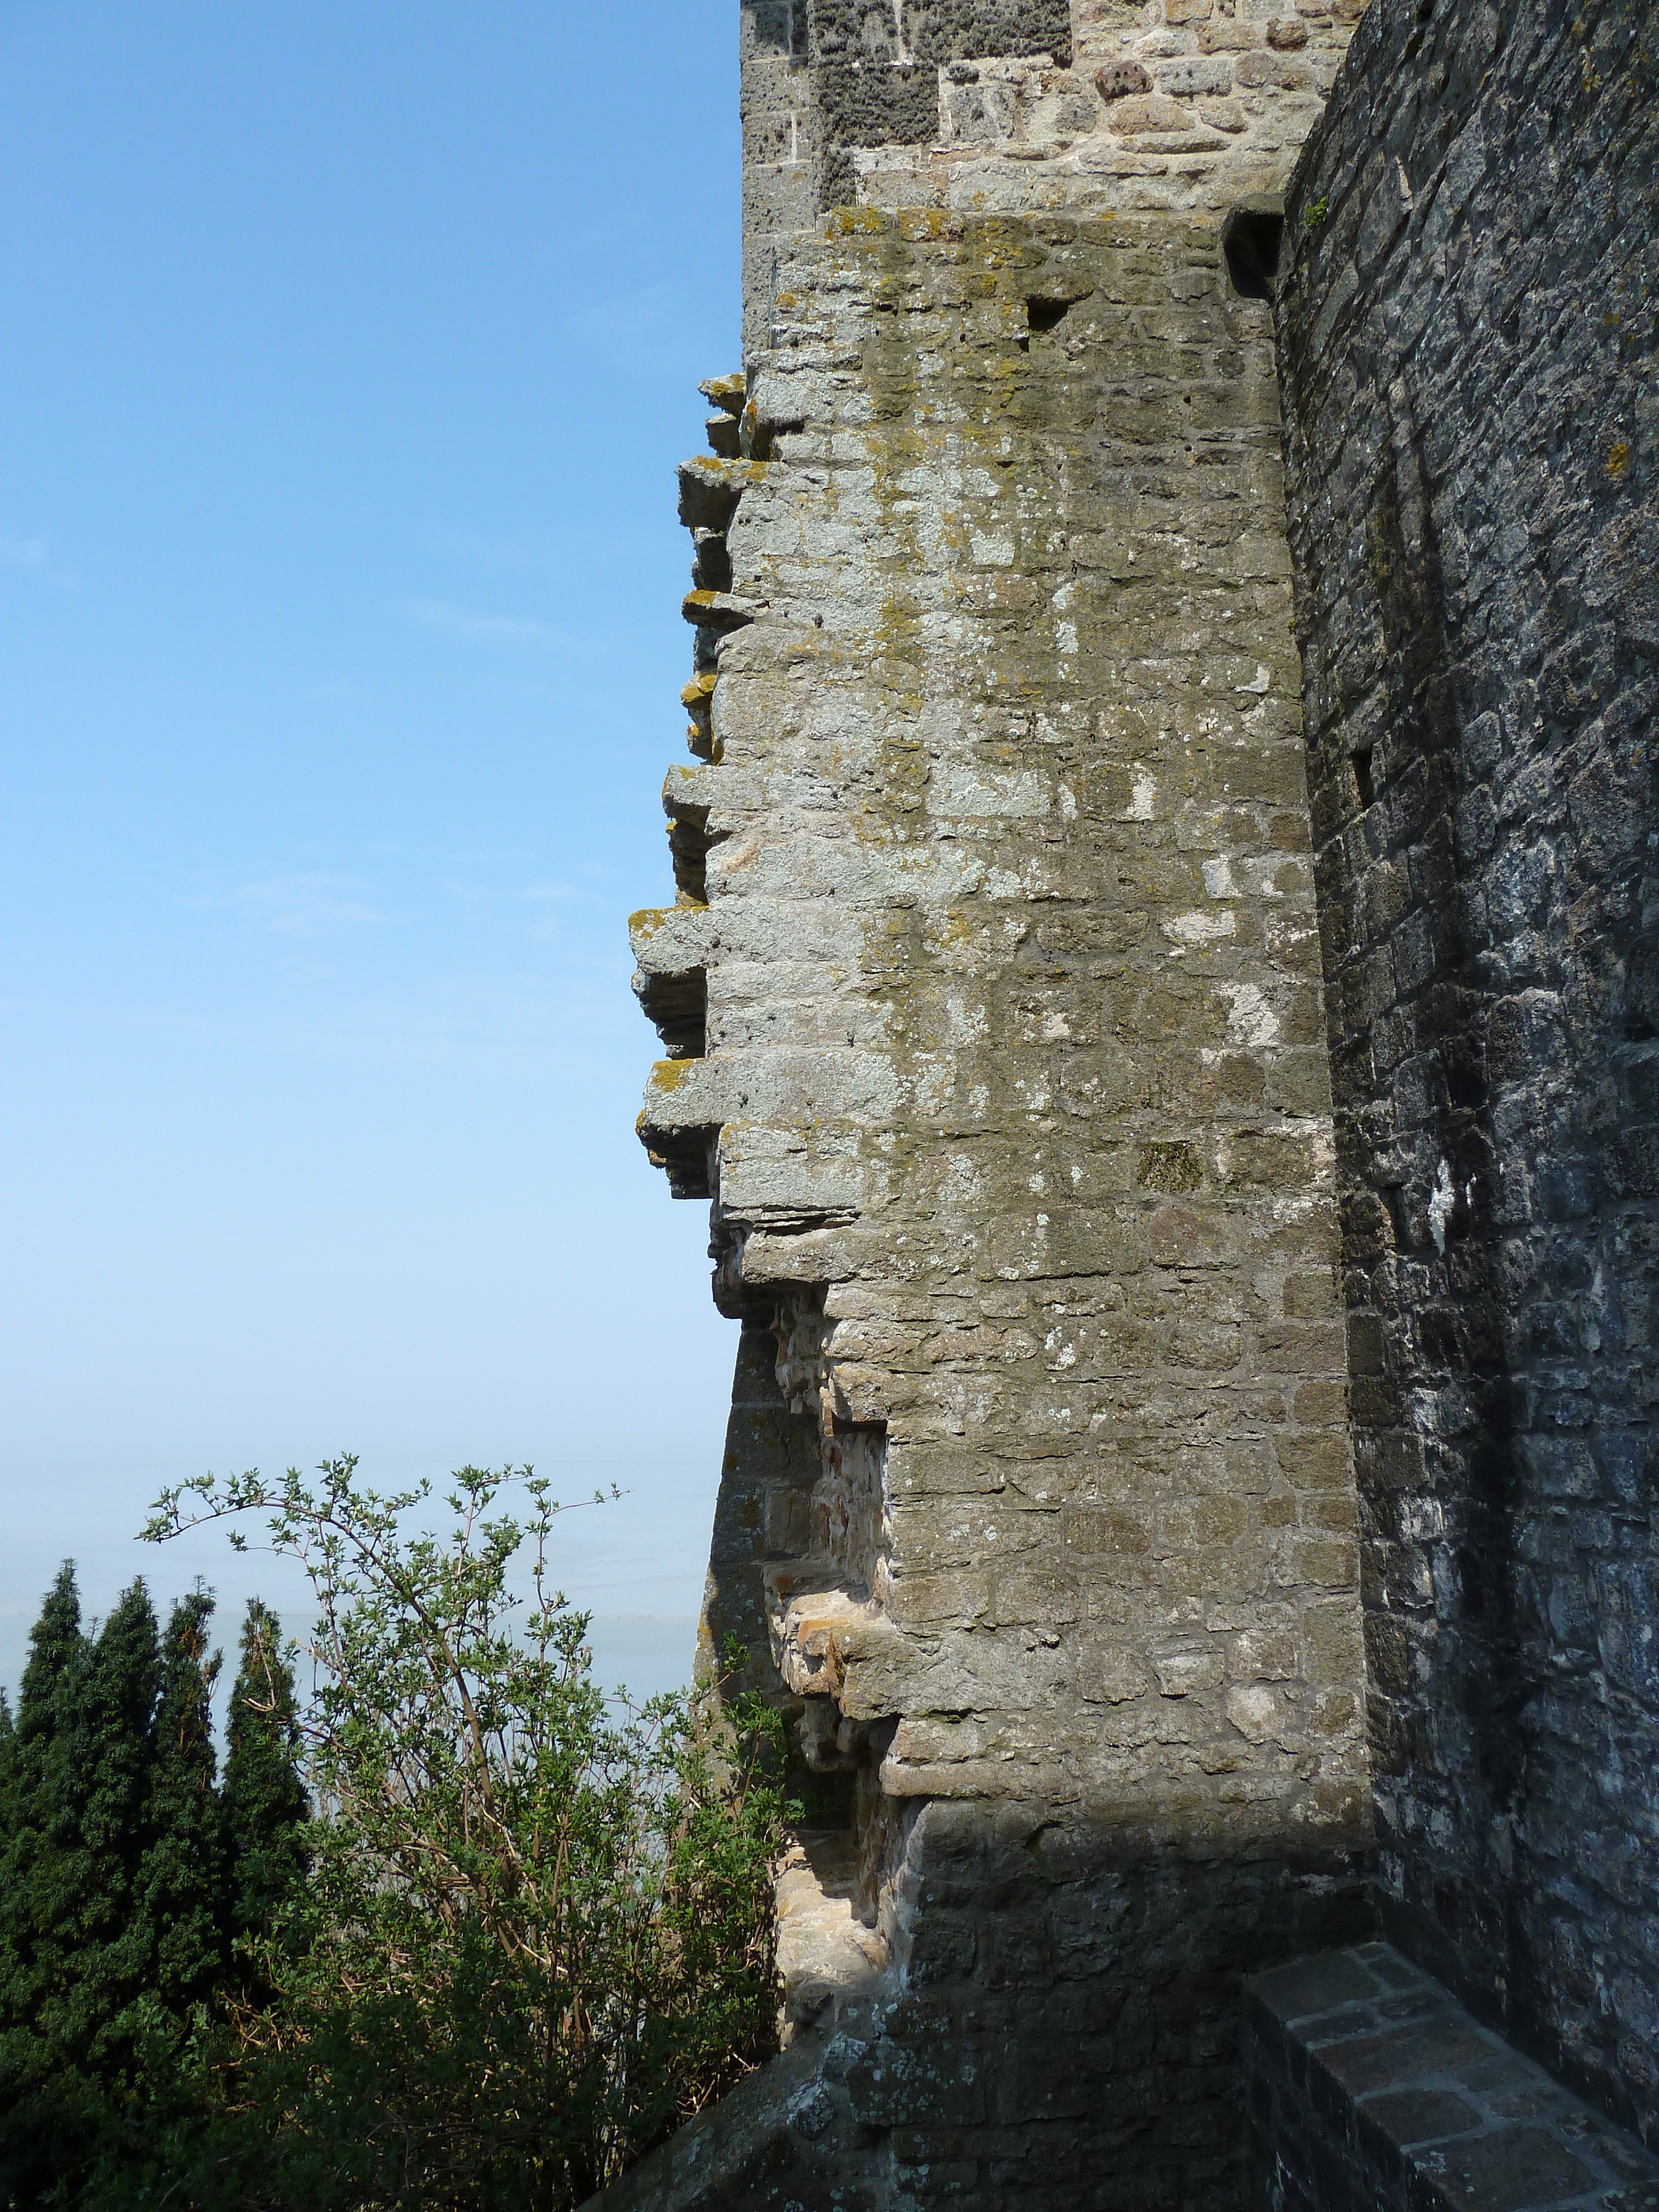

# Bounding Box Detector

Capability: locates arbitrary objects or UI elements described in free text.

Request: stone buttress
[604,0,1659,2201]
[619,12,1379,2190]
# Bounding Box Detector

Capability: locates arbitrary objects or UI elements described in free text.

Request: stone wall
[740,4,812,366]
[633,186,1374,2208]
[1273,0,1659,2145]
[615,0,1659,2204]
[1245,1943,1659,2211]
[739,0,1072,362]
[739,0,1362,361]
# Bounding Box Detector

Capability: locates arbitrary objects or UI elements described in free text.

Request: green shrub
[140,1458,787,2211]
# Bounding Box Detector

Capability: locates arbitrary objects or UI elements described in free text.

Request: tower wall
[649,189,1376,2210]
[1276,0,1659,2137]
[617,0,1659,2200]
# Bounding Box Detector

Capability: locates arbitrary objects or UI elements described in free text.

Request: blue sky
[0,2,743,1701]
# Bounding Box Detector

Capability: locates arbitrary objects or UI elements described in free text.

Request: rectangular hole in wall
[663,969,707,1061]
[1026,296,1073,335]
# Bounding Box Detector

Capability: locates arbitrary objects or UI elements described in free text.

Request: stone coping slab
[1245,1942,1659,2211]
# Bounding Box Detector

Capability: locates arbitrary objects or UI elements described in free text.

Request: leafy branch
[140,1457,787,2211]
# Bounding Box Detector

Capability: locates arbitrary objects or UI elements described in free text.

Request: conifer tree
[0,1571,84,2203]
[221,1598,309,1990]
[134,1590,224,2030]
[0,1569,169,2197]
[0,1691,14,1859]
[0,1563,92,2091]
[79,1575,169,2079]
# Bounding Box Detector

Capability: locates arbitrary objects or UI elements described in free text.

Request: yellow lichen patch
[628,907,676,940]
[683,455,774,489]
[828,206,891,237]
[648,1057,695,1093]
[1607,439,1630,479]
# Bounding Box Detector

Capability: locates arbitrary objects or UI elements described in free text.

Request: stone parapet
[1245,1943,1659,2211]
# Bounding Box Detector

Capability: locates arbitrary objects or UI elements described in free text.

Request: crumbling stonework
[740,0,1074,357]
[609,0,1659,2204]
[738,0,1360,357]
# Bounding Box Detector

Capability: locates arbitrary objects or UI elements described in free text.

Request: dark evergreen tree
[0,1564,92,2095]
[0,1692,14,1856]
[134,1590,224,2031]
[221,1599,309,1996]
[0,1569,83,2204]
[0,1569,164,2200]
[80,1578,169,2074]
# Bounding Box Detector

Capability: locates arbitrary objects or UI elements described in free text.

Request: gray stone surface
[742,5,814,367]
[654,195,1378,1842]
[1245,1941,1659,2210]
[633,190,1375,2209]
[740,0,1076,363]
[613,0,1659,2203]
[1275,0,1659,2142]
[574,2021,880,2212]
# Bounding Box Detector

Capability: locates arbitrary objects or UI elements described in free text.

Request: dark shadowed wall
[1275,0,1659,2141]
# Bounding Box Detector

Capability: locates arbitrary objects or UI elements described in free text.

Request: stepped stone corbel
[635,1056,724,1202]
[628,904,712,1061]
[681,588,766,634]
[675,453,771,535]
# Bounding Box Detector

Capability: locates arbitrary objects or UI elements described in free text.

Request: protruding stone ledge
[637,1057,723,1201]
[629,905,712,1060]
[676,452,773,534]
[629,904,713,981]
[1245,1943,1659,2211]
[681,588,766,633]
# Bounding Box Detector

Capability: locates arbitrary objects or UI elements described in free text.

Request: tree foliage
[0,1570,169,2200]
[0,1575,309,2210]
[142,1593,226,2023]
[220,1601,309,2002]
[139,1457,788,2211]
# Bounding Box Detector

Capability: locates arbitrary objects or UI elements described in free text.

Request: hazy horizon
[0,2,742,1699]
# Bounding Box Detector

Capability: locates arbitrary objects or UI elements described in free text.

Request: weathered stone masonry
[609,0,1659,2205]
[1246,1942,1659,2211]
[633,100,1376,2212]
[1275,0,1659,2147]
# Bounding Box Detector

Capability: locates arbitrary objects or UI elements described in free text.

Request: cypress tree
[0,1567,84,2203]
[134,1591,223,2031]
[0,1569,164,2198]
[0,1565,92,2073]
[80,1578,168,2081]
[0,1691,14,1864]
[222,1600,309,1995]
